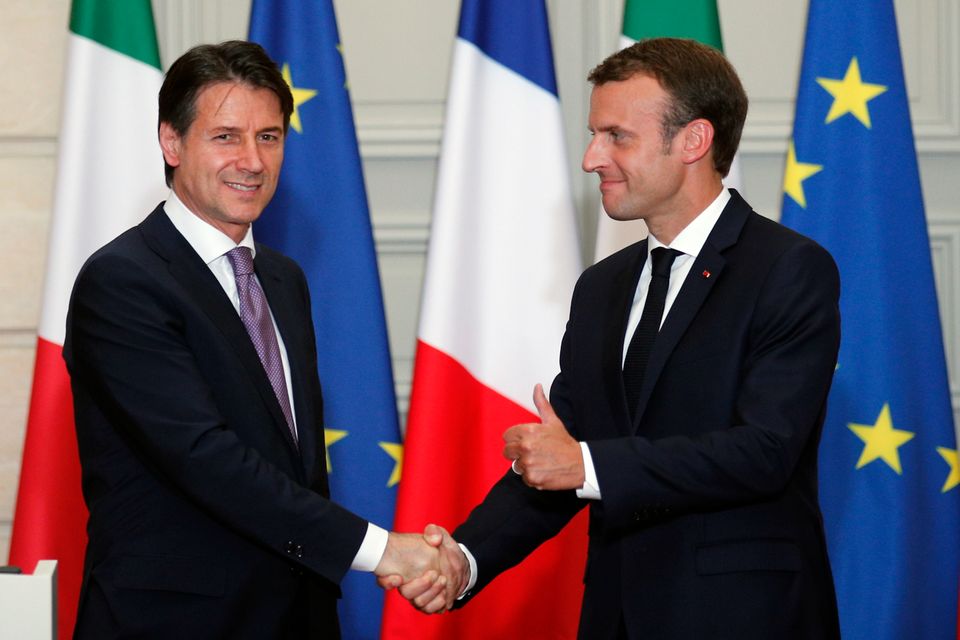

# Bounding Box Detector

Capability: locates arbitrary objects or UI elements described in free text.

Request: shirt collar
[162,189,256,264]
[648,188,731,257]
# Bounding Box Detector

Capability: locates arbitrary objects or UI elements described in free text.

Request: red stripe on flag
[9,337,87,640]
[383,340,586,639]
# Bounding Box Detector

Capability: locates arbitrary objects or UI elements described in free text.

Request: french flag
[382,1,587,638]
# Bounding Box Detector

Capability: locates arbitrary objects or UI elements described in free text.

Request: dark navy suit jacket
[64,204,367,639]
[455,191,842,639]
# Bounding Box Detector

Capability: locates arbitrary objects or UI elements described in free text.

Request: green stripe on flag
[69,0,161,69]
[623,0,724,50]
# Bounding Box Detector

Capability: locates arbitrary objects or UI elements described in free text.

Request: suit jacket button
[284,541,295,554]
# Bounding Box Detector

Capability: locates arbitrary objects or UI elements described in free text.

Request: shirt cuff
[457,543,478,598]
[576,441,602,500]
[350,522,389,572]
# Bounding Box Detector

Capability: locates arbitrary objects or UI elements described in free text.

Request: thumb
[423,523,445,547]
[533,383,558,424]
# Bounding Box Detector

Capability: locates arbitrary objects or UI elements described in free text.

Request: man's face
[582,74,687,224]
[159,81,284,242]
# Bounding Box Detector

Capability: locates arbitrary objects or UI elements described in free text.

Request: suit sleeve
[587,241,841,532]
[65,252,369,585]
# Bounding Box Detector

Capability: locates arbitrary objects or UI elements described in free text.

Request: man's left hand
[503,384,584,490]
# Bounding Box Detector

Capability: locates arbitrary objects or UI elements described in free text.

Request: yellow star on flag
[324,428,348,473]
[281,62,317,134]
[816,57,888,128]
[937,447,960,493]
[379,442,403,488]
[849,403,915,474]
[783,141,823,208]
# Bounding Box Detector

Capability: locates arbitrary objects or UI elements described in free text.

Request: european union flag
[781,1,960,637]
[249,2,401,637]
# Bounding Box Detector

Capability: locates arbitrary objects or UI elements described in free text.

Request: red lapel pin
[702,270,711,278]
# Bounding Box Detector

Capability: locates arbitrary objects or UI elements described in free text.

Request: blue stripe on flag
[457,0,558,96]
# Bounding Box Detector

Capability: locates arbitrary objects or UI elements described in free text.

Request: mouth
[225,181,261,193]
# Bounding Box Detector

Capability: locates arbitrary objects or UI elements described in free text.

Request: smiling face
[582,74,688,226]
[159,81,285,242]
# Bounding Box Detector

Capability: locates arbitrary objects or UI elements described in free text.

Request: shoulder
[734,209,837,279]
[253,242,307,280]
[579,241,643,285]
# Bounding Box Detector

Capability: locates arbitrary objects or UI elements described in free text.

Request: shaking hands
[375,524,469,614]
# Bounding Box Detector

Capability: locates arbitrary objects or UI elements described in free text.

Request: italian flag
[8,1,166,637]
[594,0,743,261]
[381,1,586,638]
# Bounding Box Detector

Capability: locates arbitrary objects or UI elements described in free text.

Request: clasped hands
[376,384,581,614]
[375,524,468,614]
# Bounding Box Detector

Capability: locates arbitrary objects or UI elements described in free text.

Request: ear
[158,122,183,169]
[678,119,714,166]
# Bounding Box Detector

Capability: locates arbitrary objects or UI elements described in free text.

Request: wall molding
[0,138,56,158]
[372,212,430,255]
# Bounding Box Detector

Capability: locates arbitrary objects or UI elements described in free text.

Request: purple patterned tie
[226,247,297,445]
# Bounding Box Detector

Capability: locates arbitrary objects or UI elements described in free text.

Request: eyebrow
[208,125,283,135]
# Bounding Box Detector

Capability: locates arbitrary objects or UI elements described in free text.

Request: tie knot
[226,246,255,276]
[650,247,681,278]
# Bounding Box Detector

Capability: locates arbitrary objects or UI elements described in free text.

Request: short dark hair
[587,37,747,177]
[158,40,294,185]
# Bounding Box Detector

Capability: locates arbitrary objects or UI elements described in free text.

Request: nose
[236,138,265,174]
[582,136,604,174]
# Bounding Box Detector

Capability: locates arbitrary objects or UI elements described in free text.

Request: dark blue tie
[623,247,682,419]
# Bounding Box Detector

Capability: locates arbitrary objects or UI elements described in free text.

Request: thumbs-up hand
[502,384,585,491]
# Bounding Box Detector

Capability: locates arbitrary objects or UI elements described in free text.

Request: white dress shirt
[163,191,388,571]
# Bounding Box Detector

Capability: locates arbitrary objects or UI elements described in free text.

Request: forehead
[589,74,669,126]
[192,81,282,126]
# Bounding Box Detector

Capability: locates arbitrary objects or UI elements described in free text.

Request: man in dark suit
[64,41,452,639]
[396,38,842,638]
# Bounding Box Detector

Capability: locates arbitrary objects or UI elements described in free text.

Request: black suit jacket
[455,191,842,639]
[64,204,368,639]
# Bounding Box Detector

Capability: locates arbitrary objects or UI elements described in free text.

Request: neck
[647,177,724,245]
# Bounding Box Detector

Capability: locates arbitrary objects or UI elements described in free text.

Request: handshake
[373,524,469,614]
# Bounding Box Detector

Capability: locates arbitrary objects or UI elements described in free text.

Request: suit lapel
[630,191,751,430]
[139,208,302,461]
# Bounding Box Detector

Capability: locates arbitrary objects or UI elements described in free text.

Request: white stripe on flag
[40,34,166,344]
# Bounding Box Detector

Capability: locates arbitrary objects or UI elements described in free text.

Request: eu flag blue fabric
[780,1,959,637]
[248,2,402,638]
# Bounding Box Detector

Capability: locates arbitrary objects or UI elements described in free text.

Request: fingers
[410,574,448,614]
[397,570,439,600]
[377,574,403,590]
